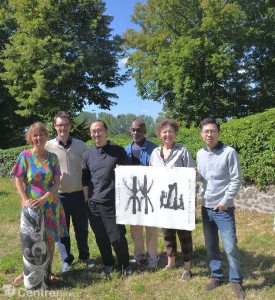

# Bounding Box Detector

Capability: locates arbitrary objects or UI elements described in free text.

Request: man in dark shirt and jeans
[82,120,132,276]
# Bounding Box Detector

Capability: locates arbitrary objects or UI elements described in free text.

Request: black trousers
[60,191,89,262]
[88,200,129,269]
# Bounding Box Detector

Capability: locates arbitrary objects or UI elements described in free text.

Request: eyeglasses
[55,123,70,128]
[91,129,105,135]
[202,130,219,136]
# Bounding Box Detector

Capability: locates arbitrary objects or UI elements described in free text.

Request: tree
[124,0,275,125]
[0,0,128,121]
[73,111,97,142]
[0,0,32,148]
[111,113,137,135]
[75,111,156,138]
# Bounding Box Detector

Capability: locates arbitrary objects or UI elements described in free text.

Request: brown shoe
[205,278,221,291]
[232,283,245,299]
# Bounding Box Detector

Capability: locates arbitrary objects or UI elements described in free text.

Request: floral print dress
[12,149,68,242]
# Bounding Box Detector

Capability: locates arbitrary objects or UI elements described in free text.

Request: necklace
[161,144,174,161]
[32,149,49,163]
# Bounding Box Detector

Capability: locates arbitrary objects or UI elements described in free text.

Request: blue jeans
[202,206,243,283]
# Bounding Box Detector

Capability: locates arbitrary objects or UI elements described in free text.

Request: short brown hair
[54,111,71,124]
[155,119,179,137]
[25,122,49,145]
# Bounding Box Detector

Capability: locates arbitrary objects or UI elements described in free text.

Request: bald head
[131,118,146,146]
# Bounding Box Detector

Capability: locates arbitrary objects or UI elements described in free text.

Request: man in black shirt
[82,120,132,276]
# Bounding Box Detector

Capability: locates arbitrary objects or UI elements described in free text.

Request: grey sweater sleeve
[219,149,242,207]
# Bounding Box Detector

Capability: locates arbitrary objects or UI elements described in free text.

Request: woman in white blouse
[150,119,195,283]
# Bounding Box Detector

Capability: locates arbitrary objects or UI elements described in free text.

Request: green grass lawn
[0,177,274,299]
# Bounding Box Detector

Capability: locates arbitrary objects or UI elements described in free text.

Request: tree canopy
[124,0,275,125]
[0,0,128,121]
[0,0,32,148]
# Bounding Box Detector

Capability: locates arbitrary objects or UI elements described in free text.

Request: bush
[110,133,132,148]
[221,108,275,189]
[0,145,30,177]
[86,134,132,148]
[176,108,275,189]
[176,126,204,159]
[1,109,274,189]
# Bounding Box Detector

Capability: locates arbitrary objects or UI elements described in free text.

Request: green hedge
[221,108,275,189]
[0,145,30,177]
[176,108,275,189]
[176,126,204,159]
[1,108,274,189]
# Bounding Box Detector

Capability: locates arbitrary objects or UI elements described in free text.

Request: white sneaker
[82,259,95,269]
[122,266,133,277]
[61,262,71,273]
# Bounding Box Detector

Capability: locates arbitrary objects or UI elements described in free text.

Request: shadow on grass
[0,191,10,196]
[152,245,274,290]
[5,246,274,293]
[51,257,110,289]
[239,249,275,289]
[192,247,275,289]
[51,248,210,289]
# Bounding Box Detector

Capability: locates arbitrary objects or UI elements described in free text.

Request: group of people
[11,111,245,299]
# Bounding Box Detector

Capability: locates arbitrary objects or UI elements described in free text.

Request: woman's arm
[15,176,30,206]
[43,174,60,201]
[30,174,61,209]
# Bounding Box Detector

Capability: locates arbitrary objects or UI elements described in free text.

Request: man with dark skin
[125,119,159,269]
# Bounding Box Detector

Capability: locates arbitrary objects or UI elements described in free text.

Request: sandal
[12,273,23,287]
[179,270,192,283]
[164,264,177,270]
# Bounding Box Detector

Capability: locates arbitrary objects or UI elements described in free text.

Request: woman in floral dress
[12,122,68,289]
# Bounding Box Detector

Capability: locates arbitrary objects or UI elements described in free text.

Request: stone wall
[197,185,275,214]
[235,185,275,213]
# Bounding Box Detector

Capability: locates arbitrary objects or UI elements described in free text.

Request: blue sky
[86,0,163,120]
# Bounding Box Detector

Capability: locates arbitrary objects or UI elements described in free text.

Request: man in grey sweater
[46,111,94,272]
[196,117,245,299]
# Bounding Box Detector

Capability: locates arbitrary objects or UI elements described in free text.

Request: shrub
[0,145,30,177]
[1,109,274,189]
[176,126,204,159]
[110,133,132,148]
[221,108,275,189]
[86,134,132,148]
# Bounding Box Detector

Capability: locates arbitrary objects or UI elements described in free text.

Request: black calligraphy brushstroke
[159,182,185,210]
[139,175,154,214]
[123,176,141,214]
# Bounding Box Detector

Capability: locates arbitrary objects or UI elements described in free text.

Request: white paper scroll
[115,166,196,231]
